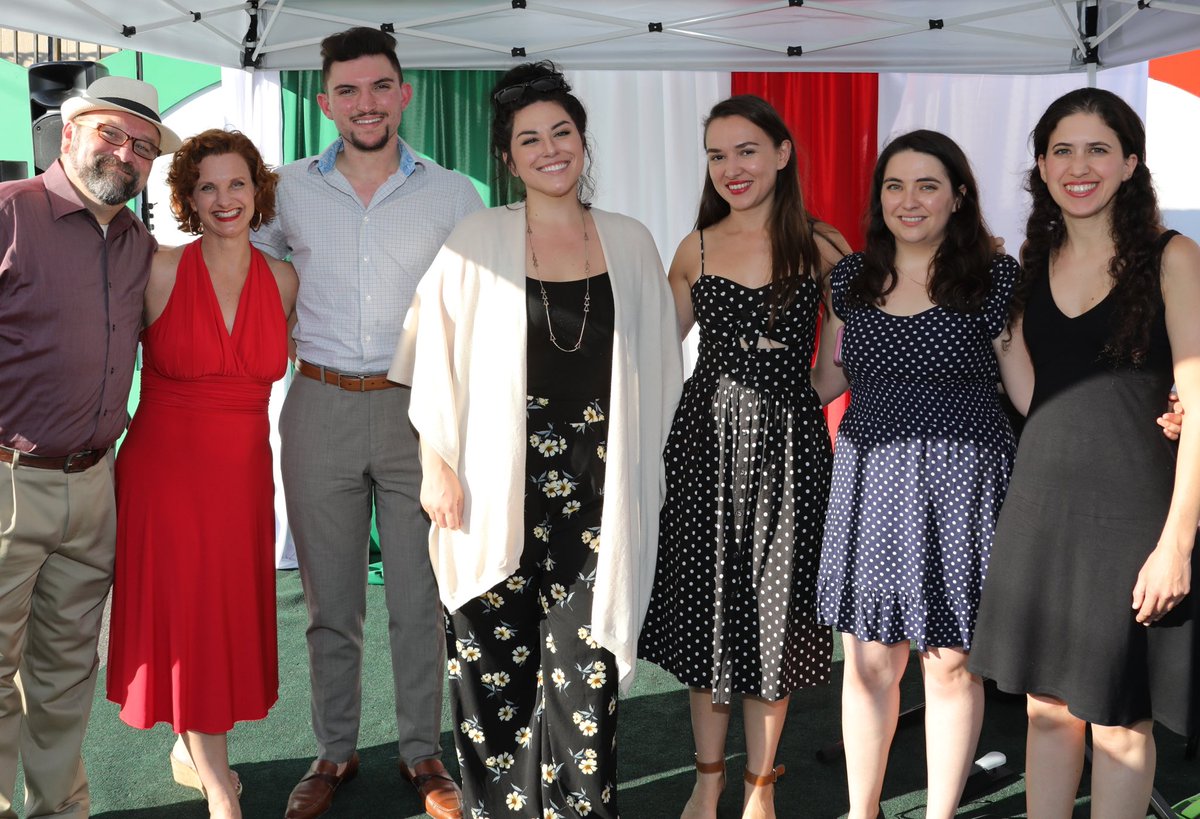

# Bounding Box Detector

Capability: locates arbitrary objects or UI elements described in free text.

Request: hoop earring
[250,211,263,231]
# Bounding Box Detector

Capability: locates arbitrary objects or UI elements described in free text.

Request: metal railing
[0,29,118,67]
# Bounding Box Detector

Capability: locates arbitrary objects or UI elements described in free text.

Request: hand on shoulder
[813,221,852,284]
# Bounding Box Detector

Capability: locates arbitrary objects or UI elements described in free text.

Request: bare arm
[265,255,299,323]
[810,223,853,406]
[144,246,182,327]
[1133,234,1200,624]
[811,282,849,406]
[265,255,300,363]
[994,317,1034,417]
[667,231,701,341]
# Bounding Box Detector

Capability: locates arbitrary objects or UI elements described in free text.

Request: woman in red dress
[107,129,297,819]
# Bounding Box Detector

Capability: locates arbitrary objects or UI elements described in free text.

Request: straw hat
[60,75,182,155]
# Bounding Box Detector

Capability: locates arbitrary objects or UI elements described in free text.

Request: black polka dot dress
[816,253,1018,651]
[640,236,833,704]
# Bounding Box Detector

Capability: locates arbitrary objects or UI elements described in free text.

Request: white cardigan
[390,204,683,691]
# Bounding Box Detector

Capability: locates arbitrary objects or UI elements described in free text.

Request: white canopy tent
[2,0,1199,75]
[5,1,1196,570]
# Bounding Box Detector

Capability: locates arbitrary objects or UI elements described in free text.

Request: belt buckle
[337,372,367,392]
[63,446,96,473]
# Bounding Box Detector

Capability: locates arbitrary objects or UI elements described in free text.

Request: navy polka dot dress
[640,234,833,703]
[816,252,1018,650]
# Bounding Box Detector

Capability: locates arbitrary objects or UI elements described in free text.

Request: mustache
[95,153,137,177]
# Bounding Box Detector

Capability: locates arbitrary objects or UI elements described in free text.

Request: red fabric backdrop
[731,72,879,435]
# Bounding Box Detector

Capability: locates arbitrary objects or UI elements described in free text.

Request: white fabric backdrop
[569,70,730,272]
[877,66,1148,255]
[1148,77,1200,239]
[570,70,731,376]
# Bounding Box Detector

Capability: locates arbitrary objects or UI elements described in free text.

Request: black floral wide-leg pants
[447,395,618,819]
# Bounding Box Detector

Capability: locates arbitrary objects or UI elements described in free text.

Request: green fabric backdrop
[280,68,519,206]
[0,60,34,172]
[278,68,518,579]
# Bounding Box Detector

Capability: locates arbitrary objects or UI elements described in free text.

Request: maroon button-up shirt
[0,160,154,455]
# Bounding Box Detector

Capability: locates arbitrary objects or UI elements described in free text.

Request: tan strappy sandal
[743,763,785,788]
[694,755,727,791]
[170,751,244,800]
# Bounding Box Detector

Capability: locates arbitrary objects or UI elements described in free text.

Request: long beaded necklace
[526,207,591,353]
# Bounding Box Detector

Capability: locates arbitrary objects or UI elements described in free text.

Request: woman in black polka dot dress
[811,131,1030,819]
[639,95,850,819]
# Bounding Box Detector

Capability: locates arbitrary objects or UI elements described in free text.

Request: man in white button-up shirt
[253,26,482,819]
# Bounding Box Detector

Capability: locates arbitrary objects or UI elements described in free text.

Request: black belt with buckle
[0,445,109,473]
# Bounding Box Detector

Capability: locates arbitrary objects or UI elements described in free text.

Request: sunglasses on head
[492,74,568,105]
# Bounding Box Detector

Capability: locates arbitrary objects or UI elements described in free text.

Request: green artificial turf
[8,570,1196,817]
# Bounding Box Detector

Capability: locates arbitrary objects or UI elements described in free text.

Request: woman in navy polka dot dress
[639,95,850,819]
[810,130,1032,819]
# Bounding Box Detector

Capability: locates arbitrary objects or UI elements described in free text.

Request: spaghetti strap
[699,229,706,276]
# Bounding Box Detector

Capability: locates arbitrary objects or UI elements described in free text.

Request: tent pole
[1083,1,1098,88]
[135,50,153,229]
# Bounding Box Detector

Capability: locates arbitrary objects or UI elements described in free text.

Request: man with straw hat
[0,75,180,818]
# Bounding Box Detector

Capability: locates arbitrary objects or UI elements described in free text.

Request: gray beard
[72,147,142,205]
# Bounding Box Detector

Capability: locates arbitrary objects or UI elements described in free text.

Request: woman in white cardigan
[391,61,682,818]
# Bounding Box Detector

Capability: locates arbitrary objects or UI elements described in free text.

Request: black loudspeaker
[29,61,108,174]
[0,161,29,181]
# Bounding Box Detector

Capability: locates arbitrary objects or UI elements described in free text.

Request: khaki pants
[0,454,116,818]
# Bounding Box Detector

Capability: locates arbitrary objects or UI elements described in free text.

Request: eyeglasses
[75,120,162,161]
[492,74,568,105]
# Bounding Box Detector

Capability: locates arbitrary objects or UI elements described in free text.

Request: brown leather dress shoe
[284,753,359,819]
[399,757,463,819]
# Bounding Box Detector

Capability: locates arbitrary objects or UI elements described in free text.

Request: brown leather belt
[297,360,398,392]
[0,445,109,473]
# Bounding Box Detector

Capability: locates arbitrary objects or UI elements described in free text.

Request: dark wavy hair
[167,129,278,235]
[849,129,993,313]
[490,60,595,203]
[697,95,822,327]
[1013,87,1162,364]
[320,27,402,88]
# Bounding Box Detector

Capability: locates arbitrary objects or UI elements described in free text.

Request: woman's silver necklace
[526,209,591,353]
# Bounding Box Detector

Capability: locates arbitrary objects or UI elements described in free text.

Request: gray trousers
[280,374,445,765]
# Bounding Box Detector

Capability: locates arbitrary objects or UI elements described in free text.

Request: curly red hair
[167,129,279,235]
